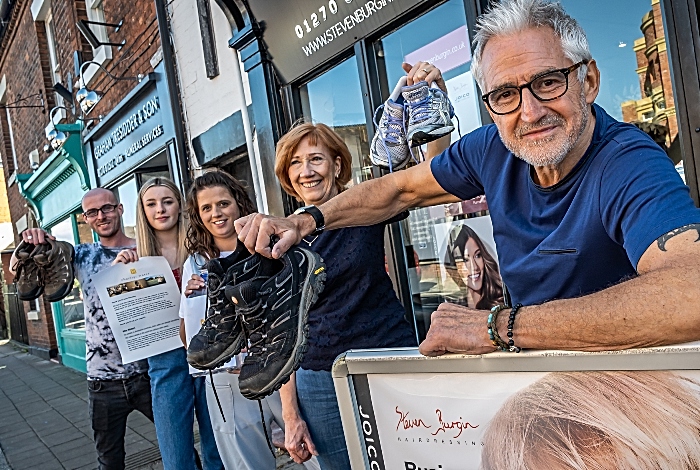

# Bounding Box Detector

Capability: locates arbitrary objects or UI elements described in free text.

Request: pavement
[0,340,303,470]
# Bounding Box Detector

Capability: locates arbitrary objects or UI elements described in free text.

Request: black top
[300,222,417,371]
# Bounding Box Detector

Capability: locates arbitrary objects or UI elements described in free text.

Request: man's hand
[21,228,54,245]
[419,303,497,356]
[234,213,315,259]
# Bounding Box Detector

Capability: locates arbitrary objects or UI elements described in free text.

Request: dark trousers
[88,373,154,470]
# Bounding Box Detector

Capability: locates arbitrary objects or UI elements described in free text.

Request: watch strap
[294,205,325,235]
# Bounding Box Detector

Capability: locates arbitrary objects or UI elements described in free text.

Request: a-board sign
[333,344,700,469]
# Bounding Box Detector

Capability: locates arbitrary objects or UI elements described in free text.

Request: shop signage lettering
[97,125,164,177]
[300,0,395,57]
[247,0,427,83]
[94,96,160,159]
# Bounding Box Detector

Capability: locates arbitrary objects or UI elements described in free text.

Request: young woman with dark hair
[445,224,504,309]
[180,171,288,470]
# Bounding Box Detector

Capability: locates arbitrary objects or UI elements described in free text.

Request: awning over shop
[17,123,91,228]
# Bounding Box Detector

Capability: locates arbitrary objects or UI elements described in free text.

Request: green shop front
[18,122,93,372]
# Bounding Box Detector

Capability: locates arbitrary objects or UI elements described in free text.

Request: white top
[180,252,240,375]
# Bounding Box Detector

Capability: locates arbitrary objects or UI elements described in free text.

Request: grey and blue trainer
[403,81,455,148]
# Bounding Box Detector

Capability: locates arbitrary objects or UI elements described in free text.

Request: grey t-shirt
[74,243,149,380]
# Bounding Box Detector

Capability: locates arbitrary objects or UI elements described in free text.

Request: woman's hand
[403,61,447,93]
[112,249,138,265]
[284,414,318,464]
[184,274,206,297]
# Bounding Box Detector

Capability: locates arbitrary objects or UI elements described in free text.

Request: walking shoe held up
[33,239,75,302]
[403,80,455,148]
[226,245,326,400]
[369,99,410,171]
[12,241,47,301]
[370,76,410,171]
[186,250,283,370]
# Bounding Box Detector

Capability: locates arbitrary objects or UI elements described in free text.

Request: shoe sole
[240,250,326,400]
[44,244,76,302]
[408,125,455,147]
[187,333,246,370]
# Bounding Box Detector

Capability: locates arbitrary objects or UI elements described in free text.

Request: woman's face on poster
[456,237,484,292]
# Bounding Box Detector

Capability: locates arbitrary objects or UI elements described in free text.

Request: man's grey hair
[471,0,592,92]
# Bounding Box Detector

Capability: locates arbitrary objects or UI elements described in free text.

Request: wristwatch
[293,205,325,236]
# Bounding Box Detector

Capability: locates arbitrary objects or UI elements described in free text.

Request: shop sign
[86,79,171,186]
[336,345,700,469]
[248,0,430,83]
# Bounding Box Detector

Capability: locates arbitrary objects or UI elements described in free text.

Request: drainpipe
[230,49,267,214]
[154,0,191,191]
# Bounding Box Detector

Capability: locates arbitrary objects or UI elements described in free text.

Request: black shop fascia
[83,62,182,191]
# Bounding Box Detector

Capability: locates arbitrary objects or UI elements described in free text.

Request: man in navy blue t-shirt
[237,0,700,356]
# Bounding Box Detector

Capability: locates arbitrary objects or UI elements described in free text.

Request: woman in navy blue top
[273,122,416,469]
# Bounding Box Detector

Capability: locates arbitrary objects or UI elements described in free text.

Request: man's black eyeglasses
[481,60,588,115]
[83,204,118,220]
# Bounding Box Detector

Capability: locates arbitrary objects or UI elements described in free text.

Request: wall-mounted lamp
[46,106,72,151]
[76,61,142,115]
[76,19,126,50]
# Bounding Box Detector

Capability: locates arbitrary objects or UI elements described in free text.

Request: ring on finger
[422,68,430,73]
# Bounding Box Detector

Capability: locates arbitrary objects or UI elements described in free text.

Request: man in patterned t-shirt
[19,188,153,470]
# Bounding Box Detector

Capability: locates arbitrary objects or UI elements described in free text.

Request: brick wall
[0,0,161,355]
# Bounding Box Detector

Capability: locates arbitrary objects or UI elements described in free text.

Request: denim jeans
[296,368,351,470]
[88,372,154,470]
[148,347,223,470]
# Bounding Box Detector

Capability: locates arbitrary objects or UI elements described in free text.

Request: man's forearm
[319,161,459,231]
[511,263,700,351]
[320,177,408,230]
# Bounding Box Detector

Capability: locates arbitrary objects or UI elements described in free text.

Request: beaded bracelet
[506,303,523,353]
[487,305,510,351]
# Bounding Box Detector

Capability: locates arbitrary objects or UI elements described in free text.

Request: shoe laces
[202,295,233,329]
[373,103,407,173]
[239,299,267,355]
[14,258,43,284]
[406,90,433,123]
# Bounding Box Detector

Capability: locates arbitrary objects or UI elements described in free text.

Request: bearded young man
[14,188,153,470]
[236,0,700,356]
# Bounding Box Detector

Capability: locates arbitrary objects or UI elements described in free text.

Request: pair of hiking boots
[12,239,76,302]
[186,243,326,400]
[370,79,456,171]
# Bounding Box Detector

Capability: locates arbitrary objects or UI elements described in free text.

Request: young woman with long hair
[113,177,223,470]
[181,171,289,470]
[445,224,504,309]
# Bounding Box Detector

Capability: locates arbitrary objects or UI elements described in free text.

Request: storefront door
[285,0,698,342]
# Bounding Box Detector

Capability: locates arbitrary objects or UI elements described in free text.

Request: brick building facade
[0,0,163,359]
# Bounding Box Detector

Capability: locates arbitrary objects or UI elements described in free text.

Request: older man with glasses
[236,0,700,357]
[17,188,153,470]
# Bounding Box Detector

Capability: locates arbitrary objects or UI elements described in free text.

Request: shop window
[116,177,138,239]
[298,58,372,187]
[560,0,680,160]
[373,0,488,340]
[50,216,86,330]
[218,151,257,210]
